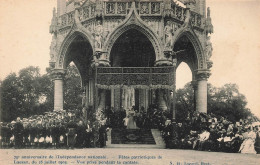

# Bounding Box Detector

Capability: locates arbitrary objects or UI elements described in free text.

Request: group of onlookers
[0,110,107,149]
[153,110,260,154]
[1,106,260,154]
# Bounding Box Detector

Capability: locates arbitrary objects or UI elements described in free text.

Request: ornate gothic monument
[49,0,213,120]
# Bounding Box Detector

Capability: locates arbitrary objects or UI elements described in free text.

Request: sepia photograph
[0,0,260,164]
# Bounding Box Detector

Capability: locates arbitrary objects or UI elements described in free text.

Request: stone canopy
[49,0,214,117]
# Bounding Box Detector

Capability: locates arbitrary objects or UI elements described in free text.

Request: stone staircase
[111,128,156,144]
[106,128,165,148]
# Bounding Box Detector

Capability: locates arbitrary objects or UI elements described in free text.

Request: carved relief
[106,2,115,14]
[205,36,213,61]
[94,20,104,51]
[151,2,160,14]
[164,21,174,50]
[140,2,149,14]
[50,35,57,62]
[117,2,127,14]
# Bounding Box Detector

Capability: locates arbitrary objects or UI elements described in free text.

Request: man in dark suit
[14,117,24,149]
[75,120,86,148]
[99,122,107,148]
[66,120,77,149]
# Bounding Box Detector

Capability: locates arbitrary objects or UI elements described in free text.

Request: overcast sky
[0,0,260,118]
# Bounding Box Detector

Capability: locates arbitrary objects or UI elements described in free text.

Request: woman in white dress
[126,109,139,129]
[239,127,257,154]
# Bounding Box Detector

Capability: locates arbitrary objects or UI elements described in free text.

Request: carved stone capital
[91,51,110,68]
[195,69,211,81]
[155,50,177,67]
[51,69,66,80]
[155,59,173,66]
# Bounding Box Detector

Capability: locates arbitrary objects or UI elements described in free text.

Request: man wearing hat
[23,119,30,148]
[51,120,60,148]
[66,119,77,149]
[13,117,24,149]
[29,120,37,148]
[99,121,107,148]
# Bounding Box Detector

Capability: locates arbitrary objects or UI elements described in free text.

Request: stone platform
[107,129,165,149]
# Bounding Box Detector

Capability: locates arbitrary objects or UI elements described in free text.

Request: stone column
[155,50,177,119]
[89,79,94,106]
[111,88,114,108]
[53,69,65,111]
[191,80,198,112]
[85,83,89,107]
[196,71,210,113]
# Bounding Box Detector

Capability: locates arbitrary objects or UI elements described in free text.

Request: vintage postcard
[0,0,260,165]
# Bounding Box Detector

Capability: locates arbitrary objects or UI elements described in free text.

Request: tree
[176,82,255,123]
[63,63,82,111]
[0,64,83,122]
[208,83,252,122]
[175,83,194,122]
[1,73,23,121]
[17,66,42,116]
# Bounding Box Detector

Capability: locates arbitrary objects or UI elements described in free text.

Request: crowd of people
[0,109,107,149]
[153,109,260,154]
[1,105,260,154]
[104,104,260,154]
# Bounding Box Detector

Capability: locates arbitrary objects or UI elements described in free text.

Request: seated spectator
[239,127,257,154]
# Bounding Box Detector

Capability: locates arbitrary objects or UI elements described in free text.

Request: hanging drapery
[95,67,175,89]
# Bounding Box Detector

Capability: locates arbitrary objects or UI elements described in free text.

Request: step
[107,129,165,149]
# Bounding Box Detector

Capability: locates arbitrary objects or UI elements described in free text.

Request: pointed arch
[173,29,206,70]
[103,5,162,62]
[57,30,94,69]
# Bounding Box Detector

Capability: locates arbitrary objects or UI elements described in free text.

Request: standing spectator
[99,122,107,148]
[254,127,260,154]
[13,117,24,149]
[75,120,86,148]
[85,120,92,148]
[23,121,30,148]
[66,120,77,149]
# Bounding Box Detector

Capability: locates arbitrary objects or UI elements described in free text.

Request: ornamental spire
[49,7,58,34]
[205,7,214,35]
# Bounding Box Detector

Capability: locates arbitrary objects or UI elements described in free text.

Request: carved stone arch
[103,3,162,61]
[57,30,94,69]
[173,29,206,70]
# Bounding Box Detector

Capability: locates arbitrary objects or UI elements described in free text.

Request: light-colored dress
[127,111,139,129]
[239,131,257,154]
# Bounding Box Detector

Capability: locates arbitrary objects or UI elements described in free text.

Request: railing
[57,0,203,29]
[95,67,175,89]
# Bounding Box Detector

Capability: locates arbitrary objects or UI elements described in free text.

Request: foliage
[63,64,82,111]
[176,83,194,122]
[176,82,256,123]
[0,64,82,122]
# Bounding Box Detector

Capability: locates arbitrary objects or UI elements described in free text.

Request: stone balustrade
[56,0,203,31]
